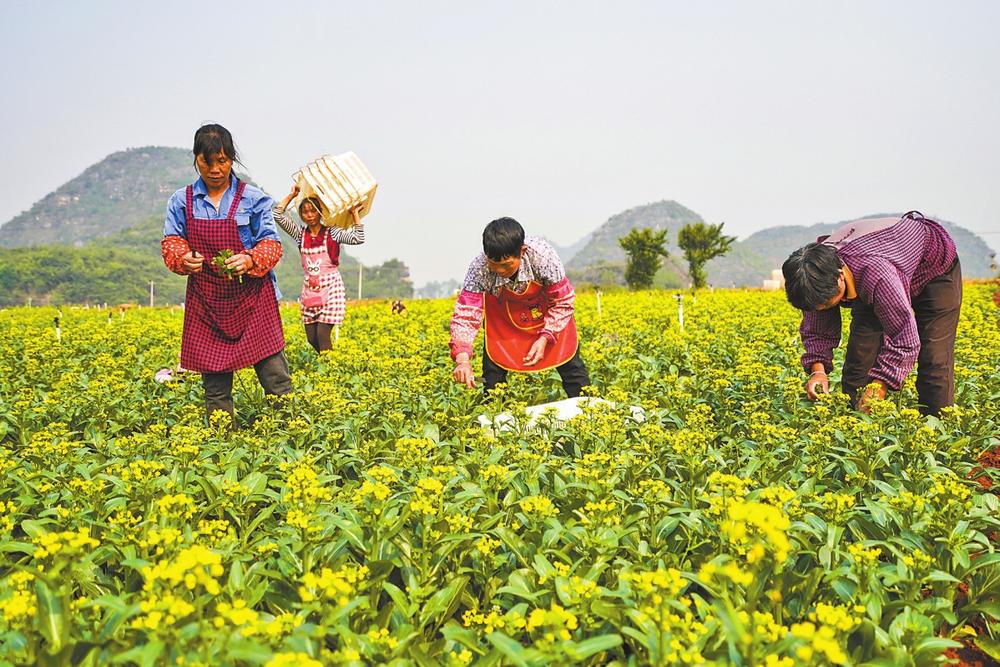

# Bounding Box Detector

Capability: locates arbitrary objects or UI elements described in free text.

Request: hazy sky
[1,1,997,284]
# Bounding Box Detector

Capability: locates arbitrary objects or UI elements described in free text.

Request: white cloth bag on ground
[477,396,645,433]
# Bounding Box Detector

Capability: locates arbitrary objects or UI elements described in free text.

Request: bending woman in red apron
[274,185,365,352]
[161,124,291,420]
[449,217,590,396]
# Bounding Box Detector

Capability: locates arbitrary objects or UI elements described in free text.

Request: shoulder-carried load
[292,152,377,229]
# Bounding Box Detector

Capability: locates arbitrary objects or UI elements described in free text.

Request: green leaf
[974,635,1000,661]
[565,634,622,660]
[962,552,1000,574]
[245,506,276,536]
[34,578,66,654]
[0,541,37,555]
[497,571,540,602]
[912,636,962,658]
[225,639,275,662]
[531,553,555,578]
[554,576,573,606]
[242,471,268,496]
[441,621,486,653]
[965,602,1000,620]
[420,575,468,625]
[383,582,414,619]
[485,632,530,667]
[228,558,244,591]
[20,519,55,538]
[139,640,165,667]
[925,569,961,583]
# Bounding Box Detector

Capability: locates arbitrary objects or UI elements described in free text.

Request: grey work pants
[202,350,293,420]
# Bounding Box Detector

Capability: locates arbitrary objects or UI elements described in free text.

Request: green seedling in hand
[212,249,243,283]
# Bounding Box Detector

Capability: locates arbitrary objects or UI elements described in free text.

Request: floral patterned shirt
[449,236,577,360]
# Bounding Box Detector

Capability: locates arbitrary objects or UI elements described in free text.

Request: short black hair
[192,123,242,169]
[782,242,842,311]
[482,217,525,261]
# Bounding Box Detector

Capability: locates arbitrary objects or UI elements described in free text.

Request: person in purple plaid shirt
[781,211,961,415]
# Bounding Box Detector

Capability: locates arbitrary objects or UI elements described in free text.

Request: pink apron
[298,228,347,325]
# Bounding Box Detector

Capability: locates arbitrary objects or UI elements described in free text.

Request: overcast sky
[1,1,997,284]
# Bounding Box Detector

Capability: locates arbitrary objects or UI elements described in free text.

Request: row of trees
[0,246,414,307]
[618,222,735,289]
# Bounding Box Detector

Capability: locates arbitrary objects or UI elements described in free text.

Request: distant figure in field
[449,217,590,396]
[274,185,365,353]
[161,123,291,420]
[782,211,961,415]
[391,300,407,315]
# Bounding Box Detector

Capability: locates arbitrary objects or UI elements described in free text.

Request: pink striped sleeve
[540,277,576,343]
[449,290,485,360]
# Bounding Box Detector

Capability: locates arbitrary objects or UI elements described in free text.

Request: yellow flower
[480,464,510,485]
[33,528,99,560]
[284,461,334,508]
[213,598,259,630]
[0,572,37,630]
[265,652,323,667]
[0,501,17,533]
[847,543,881,569]
[525,603,578,643]
[520,495,557,519]
[141,544,224,596]
[157,493,196,520]
[409,478,444,517]
[699,561,753,587]
[719,499,791,566]
[299,564,368,605]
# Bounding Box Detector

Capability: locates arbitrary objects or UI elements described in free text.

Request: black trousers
[202,350,293,420]
[482,346,591,397]
[841,258,962,416]
[304,322,334,353]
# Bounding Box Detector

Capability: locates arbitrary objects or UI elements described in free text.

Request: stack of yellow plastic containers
[292,152,377,228]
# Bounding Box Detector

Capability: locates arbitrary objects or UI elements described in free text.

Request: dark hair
[192,123,242,169]
[298,196,324,218]
[483,217,525,261]
[782,242,842,311]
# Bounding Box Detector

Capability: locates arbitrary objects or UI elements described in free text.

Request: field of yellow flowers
[0,285,998,666]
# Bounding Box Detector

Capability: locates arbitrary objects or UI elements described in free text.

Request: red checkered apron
[179,180,285,373]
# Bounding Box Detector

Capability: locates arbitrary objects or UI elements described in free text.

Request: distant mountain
[0,147,195,247]
[705,214,997,286]
[564,202,997,288]
[565,200,708,288]
[546,236,589,264]
[0,146,413,304]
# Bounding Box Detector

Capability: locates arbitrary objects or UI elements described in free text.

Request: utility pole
[357,264,363,300]
[149,281,155,308]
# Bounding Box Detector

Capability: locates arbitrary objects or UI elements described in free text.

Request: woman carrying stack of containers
[274,185,365,353]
